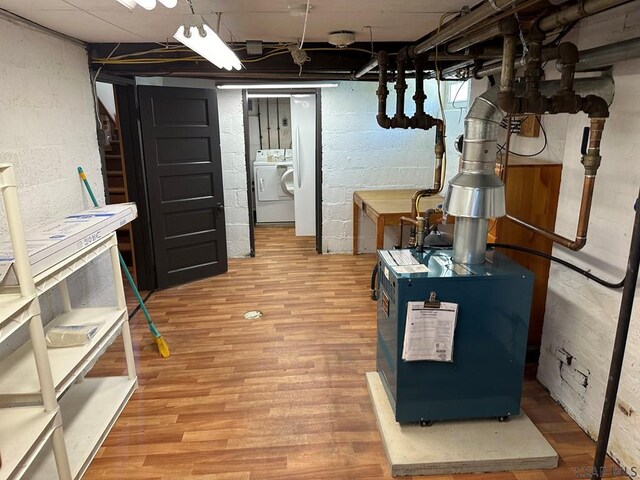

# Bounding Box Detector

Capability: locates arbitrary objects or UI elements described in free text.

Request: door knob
[216,203,225,212]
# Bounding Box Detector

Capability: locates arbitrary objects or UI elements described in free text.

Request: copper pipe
[506,175,595,250]
[505,118,605,251]
[400,216,419,226]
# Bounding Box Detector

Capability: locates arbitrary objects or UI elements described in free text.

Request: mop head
[154,335,170,358]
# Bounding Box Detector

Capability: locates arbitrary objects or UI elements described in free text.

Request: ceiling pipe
[574,36,640,70]
[444,75,613,263]
[475,35,640,78]
[539,0,631,30]
[447,0,634,53]
[353,50,503,80]
[409,0,525,58]
[354,56,379,79]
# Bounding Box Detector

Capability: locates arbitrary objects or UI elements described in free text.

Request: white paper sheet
[402,301,458,362]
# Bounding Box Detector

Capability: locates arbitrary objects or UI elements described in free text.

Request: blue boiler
[376,248,534,423]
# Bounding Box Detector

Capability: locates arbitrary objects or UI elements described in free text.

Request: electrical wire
[451,78,469,123]
[497,115,548,157]
[299,0,311,49]
[488,243,626,289]
[434,11,459,196]
[92,42,120,125]
[91,46,373,65]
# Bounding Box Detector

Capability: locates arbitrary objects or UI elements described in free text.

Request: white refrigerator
[290,94,316,237]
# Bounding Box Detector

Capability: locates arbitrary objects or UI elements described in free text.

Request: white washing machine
[254,149,295,223]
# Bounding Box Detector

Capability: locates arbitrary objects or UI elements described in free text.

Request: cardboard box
[0,203,138,283]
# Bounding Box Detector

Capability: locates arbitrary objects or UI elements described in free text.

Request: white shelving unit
[0,164,138,480]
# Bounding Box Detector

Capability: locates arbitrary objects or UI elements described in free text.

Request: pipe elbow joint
[376,114,392,129]
[557,42,579,65]
[497,91,517,113]
[582,95,610,118]
[499,16,519,36]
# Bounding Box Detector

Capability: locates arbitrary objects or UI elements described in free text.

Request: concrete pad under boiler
[366,371,558,477]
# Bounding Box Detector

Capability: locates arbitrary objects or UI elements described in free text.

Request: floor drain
[243,310,263,319]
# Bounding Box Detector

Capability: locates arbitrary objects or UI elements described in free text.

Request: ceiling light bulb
[174,17,242,71]
[157,0,177,7]
[116,0,136,8]
[136,0,156,9]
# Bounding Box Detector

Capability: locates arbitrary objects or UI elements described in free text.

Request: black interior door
[138,85,227,289]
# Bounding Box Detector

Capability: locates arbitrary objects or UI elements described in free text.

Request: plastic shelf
[0,307,127,404]
[33,235,116,296]
[0,294,35,342]
[27,376,137,480]
[0,405,57,480]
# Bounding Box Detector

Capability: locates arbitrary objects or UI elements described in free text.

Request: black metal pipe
[256,99,263,149]
[266,98,271,149]
[276,97,281,149]
[591,190,640,480]
[370,264,379,300]
[376,52,392,129]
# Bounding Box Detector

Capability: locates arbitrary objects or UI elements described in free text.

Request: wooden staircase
[100,102,137,284]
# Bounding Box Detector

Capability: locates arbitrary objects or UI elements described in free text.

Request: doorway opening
[243,91,323,256]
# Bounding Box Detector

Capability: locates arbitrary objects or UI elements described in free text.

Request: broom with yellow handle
[78,167,170,358]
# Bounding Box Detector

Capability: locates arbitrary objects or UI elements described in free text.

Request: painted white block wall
[537,7,640,470]
[217,90,251,258]
[469,3,640,471]
[0,16,112,348]
[321,80,465,253]
[135,78,251,258]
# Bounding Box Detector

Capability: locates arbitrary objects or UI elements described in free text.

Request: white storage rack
[0,164,138,480]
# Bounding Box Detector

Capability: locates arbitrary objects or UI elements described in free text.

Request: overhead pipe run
[375,50,446,247]
[447,0,634,54]
[474,35,640,80]
[443,74,613,262]
[494,29,610,251]
[409,0,523,58]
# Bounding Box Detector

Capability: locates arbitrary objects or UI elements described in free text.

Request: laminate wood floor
[85,227,629,479]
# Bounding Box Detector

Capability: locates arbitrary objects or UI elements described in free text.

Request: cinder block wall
[321,80,465,253]
[0,17,105,230]
[0,16,113,348]
[217,90,251,258]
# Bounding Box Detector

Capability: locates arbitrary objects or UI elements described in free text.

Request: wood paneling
[84,227,628,480]
[494,156,563,365]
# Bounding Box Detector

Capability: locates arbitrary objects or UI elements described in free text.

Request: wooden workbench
[352,189,445,254]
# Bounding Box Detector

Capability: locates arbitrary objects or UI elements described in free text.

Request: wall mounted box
[376,249,534,423]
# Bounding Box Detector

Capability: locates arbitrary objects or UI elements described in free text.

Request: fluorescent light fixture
[247,93,292,99]
[174,15,242,71]
[218,83,339,90]
[115,0,156,9]
[157,0,177,6]
[116,0,136,8]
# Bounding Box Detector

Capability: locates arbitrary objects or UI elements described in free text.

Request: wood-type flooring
[85,227,630,479]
